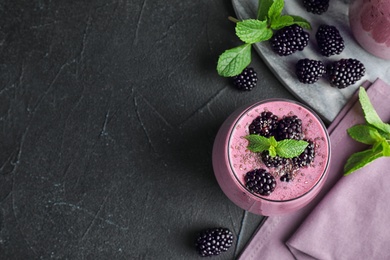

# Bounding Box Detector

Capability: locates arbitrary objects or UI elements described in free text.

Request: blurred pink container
[349,0,390,60]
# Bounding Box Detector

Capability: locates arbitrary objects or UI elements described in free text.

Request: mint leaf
[245,134,271,153]
[290,15,312,29]
[269,146,277,157]
[344,148,384,175]
[359,87,390,134]
[270,15,294,30]
[347,124,384,145]
[245,134,308,159]
[276,139,308,158]
[257,0,274,21]
[236,19,273,44]
[344,87,390,175]
[269,136,278,147]
[217,44,251,77]
[268,0,284,24]
[381,140,390,156]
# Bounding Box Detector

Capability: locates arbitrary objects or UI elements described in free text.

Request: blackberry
[248,111,279,137]
[245,169,276,196]
[270,25,310,56]
[292,140,316,168]
[316,24,345,56]
[195,228,234,257]
[275,115,303,141]
[232,67,257,91]
[327,59,366,88]
[303,0,329,15]
[295,58,326,84]
[261,151,289,168]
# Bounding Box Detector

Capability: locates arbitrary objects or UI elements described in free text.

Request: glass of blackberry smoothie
[212,99,330,216]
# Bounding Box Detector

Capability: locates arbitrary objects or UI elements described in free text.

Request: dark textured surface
[0,0,294,259]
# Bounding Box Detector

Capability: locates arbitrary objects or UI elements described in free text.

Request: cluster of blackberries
[296,58,366,88]
[195,228,234,257]
[247,111,316,184]
[270,24,345,57]
[268,21,365,88]
[230,0,367,90]
[276,23,365,88]
[249,112,304,142]
[232,21,364,90]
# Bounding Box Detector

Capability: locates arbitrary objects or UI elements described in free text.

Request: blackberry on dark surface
[195,228,234,257]
[316,24,345,56]
[270,25,310,56]
[245,169,276,196]
[327,59,366,88]
[292,140,316,168]
[232,67,257,91]
[275,115,303,141]
[295,59,326,84]
[261,151,289,168]
[303,0,329,15]
[249,111,279,137]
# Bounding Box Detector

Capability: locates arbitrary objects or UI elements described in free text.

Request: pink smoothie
[212,99,331,216]
[349,0,390,60]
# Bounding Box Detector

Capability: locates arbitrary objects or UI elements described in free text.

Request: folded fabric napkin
[238,78,390,260]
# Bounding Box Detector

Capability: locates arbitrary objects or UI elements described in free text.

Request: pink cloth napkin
[238,78,390,260]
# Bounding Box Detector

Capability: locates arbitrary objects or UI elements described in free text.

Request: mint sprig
[344,87,390,175]
[245,134,308,158]
[217,0,311,77]
[235,19,273,44]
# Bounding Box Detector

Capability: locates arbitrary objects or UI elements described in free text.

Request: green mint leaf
[344,147,384,175]
[257,0,274,21]
[377,129,390,140]
[268,0,284,24]
[359,87,390,134]
[270,15,294,30]
[236,19,273,44]
[217,43,251,77]
[269,136,278,147]
[246,135,309,159]
[245,134,271,153]
[381,140,390,156]
[347,124,384,145]
[373,122,390,135]
[344,87,390,176]
[276,139,309,158]
[290,15,312,29]
[269,146,277,157]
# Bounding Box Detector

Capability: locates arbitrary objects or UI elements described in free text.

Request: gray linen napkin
[238,78,390,260]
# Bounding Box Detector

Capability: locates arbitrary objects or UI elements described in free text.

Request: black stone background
[0,0,295,259]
